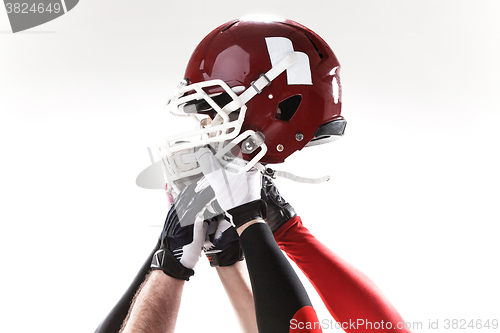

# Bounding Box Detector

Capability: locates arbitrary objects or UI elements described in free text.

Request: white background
[1,1,499,332]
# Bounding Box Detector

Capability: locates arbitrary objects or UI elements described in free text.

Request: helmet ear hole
[275,95,302,121]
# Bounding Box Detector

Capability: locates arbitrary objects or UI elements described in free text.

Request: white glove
[196,147,265,228]
[196,147,262,211]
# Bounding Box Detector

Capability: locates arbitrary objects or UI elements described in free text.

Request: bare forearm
[216,261,258,333]
[120,270,185,333]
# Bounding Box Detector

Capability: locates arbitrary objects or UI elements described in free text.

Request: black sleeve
[239,222,314,333]
[93,241,160,333]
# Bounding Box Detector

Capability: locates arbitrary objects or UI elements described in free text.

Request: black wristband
[227,199,267,229]
[151,248,194,281]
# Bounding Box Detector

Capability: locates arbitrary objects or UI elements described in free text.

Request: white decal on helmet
[265,37,312,85]
[330,66,341,104]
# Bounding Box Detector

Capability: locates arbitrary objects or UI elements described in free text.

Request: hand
[196,147,266,229]
[204,214,243,267]
[151,180,216,280]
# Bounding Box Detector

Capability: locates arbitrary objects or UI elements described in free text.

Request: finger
[179,205,210,269]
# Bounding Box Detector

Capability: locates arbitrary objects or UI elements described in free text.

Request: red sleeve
[274,216,412,333]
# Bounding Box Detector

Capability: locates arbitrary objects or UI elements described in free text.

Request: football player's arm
[94,242,160,333]
[204,214,258,333]
[120,271,184,333]
[263,174,413,333]
[197,148,322,333]
[121,181,215,333]
[215,262,258,333]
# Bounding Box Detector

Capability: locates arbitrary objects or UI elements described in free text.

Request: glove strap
[151,248,194,281]
[227,199,267,229]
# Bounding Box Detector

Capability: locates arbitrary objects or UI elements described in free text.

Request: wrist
[151,248,195,281]
[227,199,267,229]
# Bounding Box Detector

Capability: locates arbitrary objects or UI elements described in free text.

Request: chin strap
[273,170,330,184]
[255,164,330,184]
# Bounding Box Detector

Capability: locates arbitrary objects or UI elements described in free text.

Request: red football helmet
[159,16,346,193]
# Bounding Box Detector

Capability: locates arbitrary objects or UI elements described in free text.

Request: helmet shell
[184,18,343,164]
